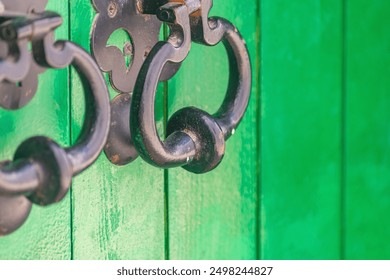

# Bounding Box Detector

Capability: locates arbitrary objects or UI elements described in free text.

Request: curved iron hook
[131,0,252,174]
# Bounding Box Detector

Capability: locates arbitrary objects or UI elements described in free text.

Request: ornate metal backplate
[0,0,48,110]
[91,0,181,94]
[91,0,180,165]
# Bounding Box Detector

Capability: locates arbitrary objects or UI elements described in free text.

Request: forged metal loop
[0,11,110,236]
[131,0,252,174]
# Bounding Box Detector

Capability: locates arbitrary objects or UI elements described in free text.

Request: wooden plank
[167,0,259,259]
[0,1,71,259]
[260,0,342,259]
[69,0,166,260]
[345,0,390,259]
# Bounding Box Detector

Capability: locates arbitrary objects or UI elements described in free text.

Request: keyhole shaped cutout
[107,28,134,69]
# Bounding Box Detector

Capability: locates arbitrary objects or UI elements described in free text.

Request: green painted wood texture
[0,2,71,259]
[167,0,259,260]
[69,0,166,260]
[1,0,390,260]
[260,0,343,259]
[345,0,390,259]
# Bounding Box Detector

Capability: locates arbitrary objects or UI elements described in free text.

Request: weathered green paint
[345,0,390,260]
[260,0,343,259]
[167,0,259,260]
[0,2,71,260]
[69,0,166,260]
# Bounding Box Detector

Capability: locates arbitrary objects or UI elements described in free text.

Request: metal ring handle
[131,2,251,174]
[36,38,111,175]
[0,12,110,236]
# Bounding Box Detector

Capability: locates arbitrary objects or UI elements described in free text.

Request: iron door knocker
[0,0,110,236]
[91,0,252,174]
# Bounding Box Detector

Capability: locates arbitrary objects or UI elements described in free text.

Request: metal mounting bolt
[0,25,17,41]
[107,1,118,18]
[144,46,151,58]
[123,41,133,56]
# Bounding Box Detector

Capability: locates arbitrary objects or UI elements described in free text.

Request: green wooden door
[1,0,390,260]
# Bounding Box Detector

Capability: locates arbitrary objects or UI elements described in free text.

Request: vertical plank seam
[256,0,262,260]
[340,0,348,261]
[164,167,170,260]
[163,24,170,261]
[67,0,75,261]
